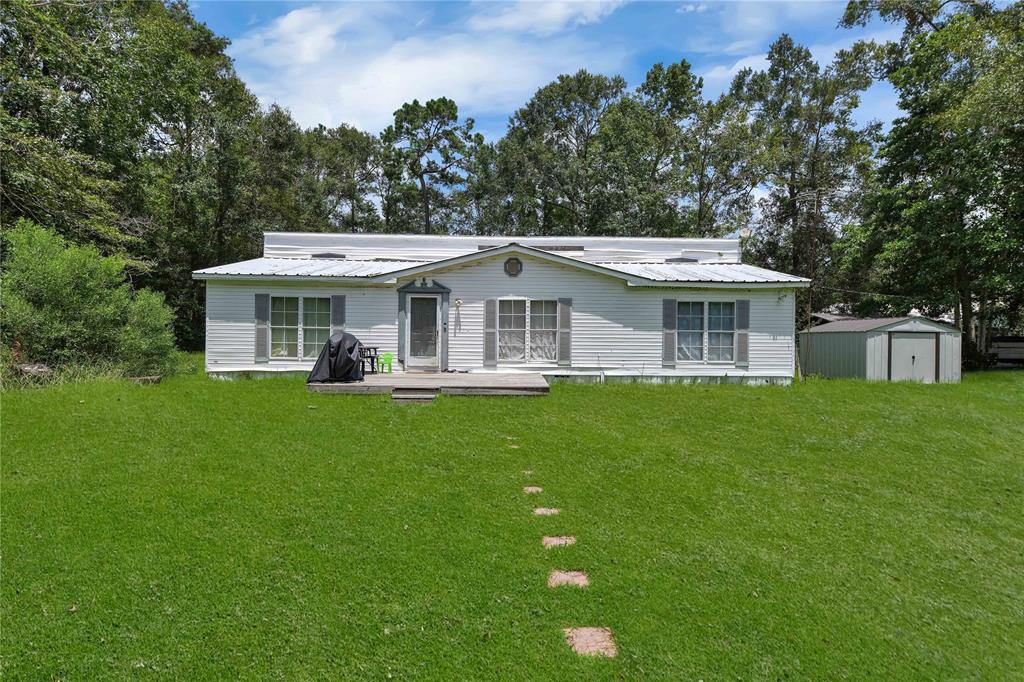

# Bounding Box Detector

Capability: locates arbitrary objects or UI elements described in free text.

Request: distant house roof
[803,317,961,333]
[811,312,856,323]
[194,242,810,288]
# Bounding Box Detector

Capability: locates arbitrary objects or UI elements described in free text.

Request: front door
[890,333,936,383]
[407,295,440,370]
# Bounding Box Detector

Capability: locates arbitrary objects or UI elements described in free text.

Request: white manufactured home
[192,233,809,383]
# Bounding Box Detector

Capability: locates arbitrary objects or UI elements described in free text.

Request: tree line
[2,0,1021,362]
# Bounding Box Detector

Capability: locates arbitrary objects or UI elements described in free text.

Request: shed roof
[803,317,961,333]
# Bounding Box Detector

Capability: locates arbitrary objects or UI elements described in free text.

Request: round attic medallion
[504,257,523,277]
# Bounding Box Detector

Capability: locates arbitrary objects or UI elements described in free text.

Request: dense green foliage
[3,371,1022,678]
[836,0,1024,358]
[1,0,1021,350]
[0,221,176,378]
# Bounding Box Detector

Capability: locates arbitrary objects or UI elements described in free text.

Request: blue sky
[191,0,902,139]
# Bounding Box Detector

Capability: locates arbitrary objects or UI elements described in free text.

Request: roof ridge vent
[311,252,346,259]
[665,256,698,263]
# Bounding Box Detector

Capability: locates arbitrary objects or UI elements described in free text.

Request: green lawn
[2,370,1022,679]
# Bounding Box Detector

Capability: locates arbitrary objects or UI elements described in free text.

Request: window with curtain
[498,299,526,360]
[707,302,735,361]
[270,296,299,358]
[529,300,558,361]
[676,301,704,361]
[302,297,331,358]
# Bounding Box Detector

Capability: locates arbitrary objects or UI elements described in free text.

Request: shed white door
[890,333,936,383]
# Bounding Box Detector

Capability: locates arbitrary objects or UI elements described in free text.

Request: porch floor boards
[306,372,550,397]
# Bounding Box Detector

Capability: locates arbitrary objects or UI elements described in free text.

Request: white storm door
[406,295,441,369]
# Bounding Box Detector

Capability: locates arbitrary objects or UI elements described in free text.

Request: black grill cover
[307,332,364,383]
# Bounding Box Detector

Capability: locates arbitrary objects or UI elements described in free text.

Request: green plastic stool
[378,352,393,373]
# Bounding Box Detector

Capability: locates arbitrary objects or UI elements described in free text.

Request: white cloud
[230,3,627,132]
[468,0,627,36]
[699,26,902,96]
[685,0,843,55]
[676,3,708,14]
[232,5,374,66]
[700,53,768,93]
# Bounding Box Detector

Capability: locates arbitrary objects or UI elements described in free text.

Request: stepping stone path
[563,627,618,657]
[521,471,616,657]
[548,570,588,588]
[541,535,576,548]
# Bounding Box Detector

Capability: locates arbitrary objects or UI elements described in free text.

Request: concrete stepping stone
[548,570,588,588]
[542,535,576,548]
[533,507,560,516]
[523,486,543,494]
[563,627,617,657]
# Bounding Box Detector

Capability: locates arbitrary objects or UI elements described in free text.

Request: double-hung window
[676,302,704,361]
[707,302,735,361]
[677,301,735,363]
[270,297,299,358]
[302,298,331,358]
[498,299,558,362]
[269,295,331,359]
[529,300,558,361]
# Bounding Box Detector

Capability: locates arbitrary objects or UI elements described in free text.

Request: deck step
[391,388,438,403]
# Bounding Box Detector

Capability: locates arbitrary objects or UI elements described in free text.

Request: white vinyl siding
[203,254,798,378]
[423,254,796,377]
[204,283,396,372]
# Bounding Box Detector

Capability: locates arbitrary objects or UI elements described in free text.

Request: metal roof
[193,252,808,286]
[803,317,959,333]
[597,262,809,284]
[192,257,426,279]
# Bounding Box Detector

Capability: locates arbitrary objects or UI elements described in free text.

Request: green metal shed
[799,317,961,383]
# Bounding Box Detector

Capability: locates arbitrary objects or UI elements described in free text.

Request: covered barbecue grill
[307,332,364,383]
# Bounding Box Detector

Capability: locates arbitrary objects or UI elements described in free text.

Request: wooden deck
[307,372,550,397]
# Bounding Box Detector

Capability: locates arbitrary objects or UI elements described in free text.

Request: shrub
[0,220,176,380]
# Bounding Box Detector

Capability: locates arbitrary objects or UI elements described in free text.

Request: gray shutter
[483,299,497,367]
[330,295,346,334]
[557,298,572,366]
[735,299,750,367]
[254,294,270,362]
[662,299,677,368]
